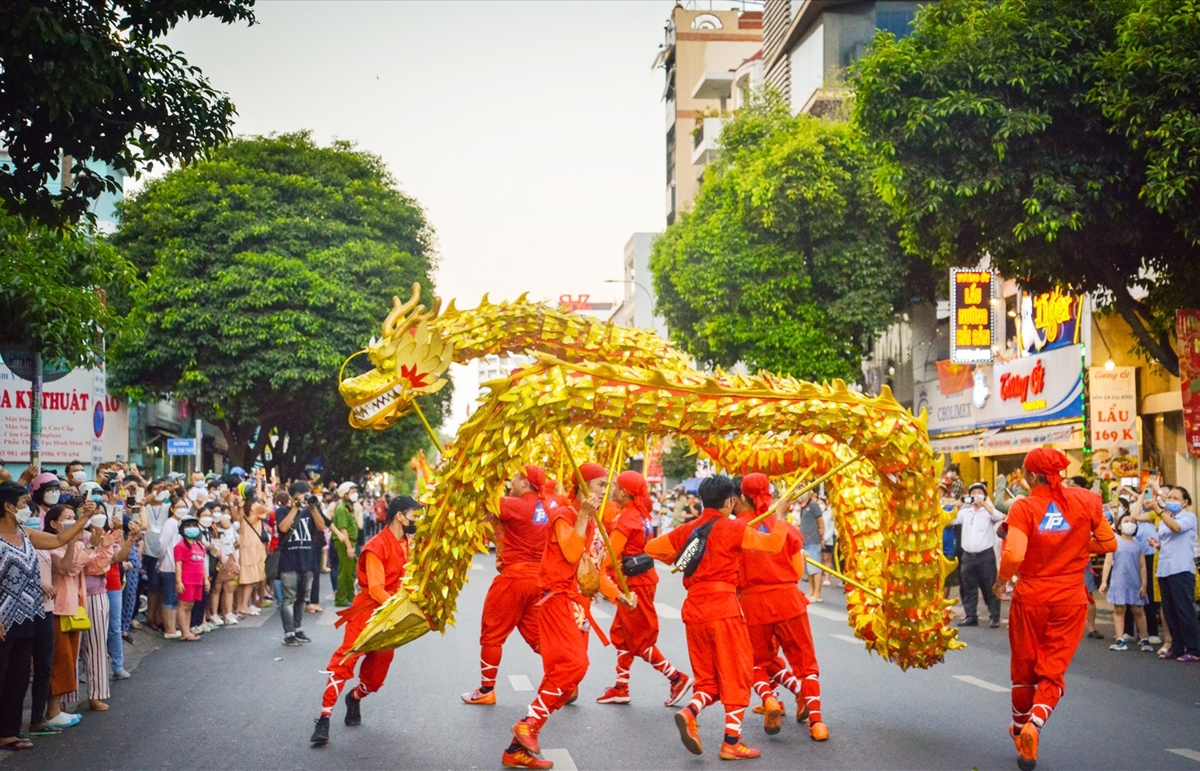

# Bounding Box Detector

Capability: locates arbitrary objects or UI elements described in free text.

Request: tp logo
[533,502,548,524]
[1038,503,1071,532]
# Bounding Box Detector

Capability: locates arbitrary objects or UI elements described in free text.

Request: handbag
[576,553,601,598]
[256,521,269,545]
[621,553,655,577]
[60,605,91,633]
[264,549,281,582]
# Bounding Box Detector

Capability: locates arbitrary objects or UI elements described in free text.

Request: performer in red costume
[993,448,1116,771]
[464,465,552,705]
[645,475,785,761]
[503,463,608,770]
[310,496,423,746]
[595,470,691,707]
[734,474,828,742]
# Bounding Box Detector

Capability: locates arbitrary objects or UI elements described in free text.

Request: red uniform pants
[479,573,542,687]
[685,616,753,710]
[747,611,822,722]
[321,610,395,715]
[610,582,660,653]
[1008,601,1087,727]
[526,593,589,729]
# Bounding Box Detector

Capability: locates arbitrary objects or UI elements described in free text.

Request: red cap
[617,470,653,518]
[1024,447,1072,508]
[740,473,774,515]
[520,465,547,492]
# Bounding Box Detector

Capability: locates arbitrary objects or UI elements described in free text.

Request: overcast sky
[164,1,678,430]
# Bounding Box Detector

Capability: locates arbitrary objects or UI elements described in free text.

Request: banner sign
[1019,289,1085,356]
[0,362,129,464]
[1178,310,1200,457]
[1088,366,1139,480]
[950,269,995,364]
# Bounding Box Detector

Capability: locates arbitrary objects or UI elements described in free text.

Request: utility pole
[30,351,42,468]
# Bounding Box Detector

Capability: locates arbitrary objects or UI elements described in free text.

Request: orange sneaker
[763,695,783,736]
[751,696,784,716]
[665,673,691,707]
[462,688,496,705]
[502,747,554,769]
[675,708,703,755]
[511,720,541,755]
[596,686,630,704]
[1017,723,1039,771]
[809,722,829,742]
[719,741,761,760]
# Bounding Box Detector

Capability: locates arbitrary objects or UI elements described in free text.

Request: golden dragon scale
[339,285,962,670]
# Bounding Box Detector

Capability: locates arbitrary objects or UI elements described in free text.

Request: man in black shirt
[277,482,327,646]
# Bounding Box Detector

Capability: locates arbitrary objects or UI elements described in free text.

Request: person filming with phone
[949,481,1005,628]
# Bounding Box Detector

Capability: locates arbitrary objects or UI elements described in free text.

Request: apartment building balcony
[798,85,852,117]
[692,116,729,171]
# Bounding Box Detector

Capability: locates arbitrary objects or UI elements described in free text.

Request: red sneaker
[675,708,703,755]
[665,673,691,707]
[462,688,496,705]
[763,695,783,736]
[719,741,761,760]
[502,747,554,769]
[1017,723,1039,771]
[596,686,630,704]
[511,720,541,755]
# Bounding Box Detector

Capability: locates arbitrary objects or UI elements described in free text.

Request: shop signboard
[1177,310,1200,457]
[1088,366,1139,480]
[979,344,1084,428]
[1018,289,1085,356]
[978,423,1080,453]
[916,373,985,434]
[950,268,995,364]
[0,362,129,463]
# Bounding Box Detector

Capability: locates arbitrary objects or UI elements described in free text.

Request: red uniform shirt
[737,516,807,626]
[1000,485,1115,605]
[610,503,658,588]
[666,509,752,624]
[538,498,595,595]
[355,526,409,599]
[495,491,551,578]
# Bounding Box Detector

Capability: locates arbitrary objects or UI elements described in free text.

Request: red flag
[936,360,973,395]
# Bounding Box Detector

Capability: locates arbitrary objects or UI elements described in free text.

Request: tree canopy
[0,0,255,228]
[853,0,1200,376]
[651,97,924,382]
[108,132,444,477]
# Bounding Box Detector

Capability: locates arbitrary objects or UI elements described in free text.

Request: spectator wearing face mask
[29,473,64,528]
[210,511,240,626]
[1099,513,1153,651]
[236,480,270,617]
[78,505,138,710]
[949,482,1005,628]
[64,460,87,494]
[157,502,189,639]
[330,483,361,607]
[141,481,174,632]
[174,518,209,641]
[1145,486,1200,661]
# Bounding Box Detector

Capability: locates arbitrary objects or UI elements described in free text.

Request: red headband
[617,470,653,518]
[740,473,774,515]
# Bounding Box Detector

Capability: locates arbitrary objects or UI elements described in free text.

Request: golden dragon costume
[338,285,962,670]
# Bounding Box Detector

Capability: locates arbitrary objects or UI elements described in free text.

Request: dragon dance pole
[747,453,863,529]
[411,399,444,455]
[554,426,633,599]
[803,556,882,601]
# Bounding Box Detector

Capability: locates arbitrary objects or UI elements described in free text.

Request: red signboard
[1178,310,1200,457]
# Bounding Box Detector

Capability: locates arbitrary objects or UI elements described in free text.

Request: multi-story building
[656,5,763,225]
[609,233,668,339]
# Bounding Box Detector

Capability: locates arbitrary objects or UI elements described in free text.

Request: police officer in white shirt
[950,481,1006,628]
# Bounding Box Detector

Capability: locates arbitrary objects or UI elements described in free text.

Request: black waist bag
[672,519,717,577]
[621,553,654,577]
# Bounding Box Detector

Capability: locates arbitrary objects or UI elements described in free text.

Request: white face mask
[156,490,170,503]
[89,513,108,529]
[116,470,125,481]
[1121,521,1138,536]
[349,492,359,502]
[71,471,86,484]
[58,519,76,531]
[43,489,61,505]
[15,506,32,520]
[199,516,214,528]
[174,508,189,519]
[231,521,241,531]
[194,480,205,489]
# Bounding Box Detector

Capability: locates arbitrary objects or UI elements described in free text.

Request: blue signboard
[167,438,197,456]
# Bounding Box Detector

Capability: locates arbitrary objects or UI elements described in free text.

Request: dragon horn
[382,284,423,338]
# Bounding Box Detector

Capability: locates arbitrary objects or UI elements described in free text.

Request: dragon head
[339,283,452,430]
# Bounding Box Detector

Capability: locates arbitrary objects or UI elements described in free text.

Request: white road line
[509,674,534,692]
[830,633,860,644]
[1167,749,1200,762]
[953,675,1010,693]
[591,607,613,620]
[470,562,483,571]
[542,749,578,770]
[657,603,682,619]
[807,605,848,622]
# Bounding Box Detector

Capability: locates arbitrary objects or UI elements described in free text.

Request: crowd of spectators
[0,459,387,752]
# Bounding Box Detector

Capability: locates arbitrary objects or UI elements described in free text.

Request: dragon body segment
[339,286,961,669]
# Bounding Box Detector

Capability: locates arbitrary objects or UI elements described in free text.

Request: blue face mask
[183,527,201,538]
[1164,501,1184,513]
[25,517,41,529]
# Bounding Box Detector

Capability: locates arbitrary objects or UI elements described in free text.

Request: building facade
[609,232,668,339]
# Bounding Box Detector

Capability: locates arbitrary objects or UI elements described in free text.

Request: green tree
[852,0,1200,376]
[660,436,697,482]
[0,210,135,367]
[0,0,255,228]
[651,97,920,382]
[108,132,445,477]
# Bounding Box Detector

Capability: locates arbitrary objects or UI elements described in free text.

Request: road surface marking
[592,607,613,620]
[543,749,578,770]
[830,634,860,644]
[657,604,682,619]
[807,605,848,622]
[953,675,1010,693]
[509,674,534,692]
[1167,749,1200,762]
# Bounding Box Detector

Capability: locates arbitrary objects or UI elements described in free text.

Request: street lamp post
[605,279,656,320]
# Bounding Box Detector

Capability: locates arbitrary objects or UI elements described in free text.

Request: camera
[305,494,320,507]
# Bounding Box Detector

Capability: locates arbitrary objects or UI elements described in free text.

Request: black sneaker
[989,618,1001,628]
[310,716,330,745]
[956,618,979,627]
[283,634,303,647]
[295,630,313,644]
[344,691,362,726]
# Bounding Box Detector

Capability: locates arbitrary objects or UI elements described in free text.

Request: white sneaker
[224,613,239,625]
[248,606,262,616]
[163,630,182,639]
[208,615,224,627]
[1149,635,1163,645]
[45,711,81,728]
[190,625,205,636]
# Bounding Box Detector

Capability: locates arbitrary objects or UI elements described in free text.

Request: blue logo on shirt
[533,503,548,524]
[1037,503,1071,532]
[757,523,771,534]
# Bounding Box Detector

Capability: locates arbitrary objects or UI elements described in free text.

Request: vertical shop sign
[1088,366,1139,480]
[1177,310,1200,457]
[951,269,995,364]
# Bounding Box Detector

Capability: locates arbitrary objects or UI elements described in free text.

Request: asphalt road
[6,553,1200,771]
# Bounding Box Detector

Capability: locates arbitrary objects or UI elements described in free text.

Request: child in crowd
[211,511,240,626]
[174,518,210,642]
[1099,513,1153,652]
